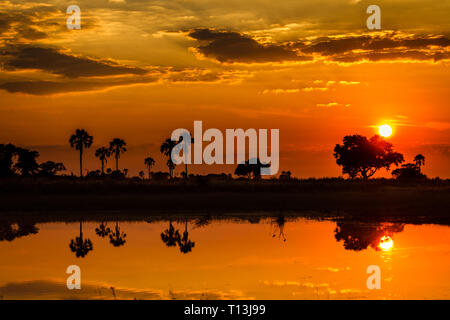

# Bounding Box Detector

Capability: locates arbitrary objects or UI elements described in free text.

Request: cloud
[1,45,147,78]
[316,102,350,108]
[188,29,450,65]
[188,28,311,64]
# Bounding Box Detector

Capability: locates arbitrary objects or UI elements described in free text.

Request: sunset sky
[0,0,449,177]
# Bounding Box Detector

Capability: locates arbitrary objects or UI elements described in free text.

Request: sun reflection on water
[378,235,394,251]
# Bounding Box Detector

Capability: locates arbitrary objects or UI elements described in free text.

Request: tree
[95,147,110,175]
[69,221,93,258]
[95,222,111,238]
[161,220,181,247]
[234,159,270,180]
[160,138,178,179]
[69,129,93,177]
[178,220,195,254]
[392,154,427,181]
[0,144,17,177]
[15,148,39,176]
[109,222,126,247]
[109,138,127,171]
[38,161,66,176]
[333,135,404,179]
[144,157,155,179]
[138,170,145,180]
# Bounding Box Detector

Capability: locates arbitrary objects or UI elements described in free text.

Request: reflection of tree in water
[194,215,211,228]
[178,220,195,254]
[271,215,287,242]
[334,220,405,251]
[69,221,93,258]
[95,221,111,238]
[0,221,38,242]
[109,222,127,247]
[161,220,181,247]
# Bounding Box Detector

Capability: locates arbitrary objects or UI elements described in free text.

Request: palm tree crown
[95,147,110,174]
[109,138,127,171]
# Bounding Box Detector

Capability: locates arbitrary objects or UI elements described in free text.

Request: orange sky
[0,0,449,177]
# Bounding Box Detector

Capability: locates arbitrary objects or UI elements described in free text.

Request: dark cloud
[188,28,310,63]
[1,45,147,78]
[188,29,450,64]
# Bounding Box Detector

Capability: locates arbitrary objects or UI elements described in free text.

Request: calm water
[0,216,449,299]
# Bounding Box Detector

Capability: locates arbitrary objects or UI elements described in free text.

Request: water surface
[0,216,449,299]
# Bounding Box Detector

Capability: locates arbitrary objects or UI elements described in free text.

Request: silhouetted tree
[69,221,93,258]
[334,220,404,251]
[144,157,155,179]
[15,148,39,176]
[333,135,404,179]
[0,144,17,177]
[69,129,93,177]
[279,171,292,180]
[109,222,126,247]
[109,138,127,171]
[160,138,178,179]
[95,147,110,175]
[161,220,181,247]
[392,154,427,181]
[38,161,66,176]
[0,221,39,242]
[234,159,270,180]
[95,221,111,238]
[138,170,145,180]
[178,220,195,254]
[271,215,287,242]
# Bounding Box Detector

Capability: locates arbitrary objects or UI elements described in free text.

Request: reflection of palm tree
[69,129,93,177]
[109,222,127,247]
[161,220,181,247]
[69,221,93,258]
[271,215,287,242]
[95,221,111,238]
[178,220,195,254]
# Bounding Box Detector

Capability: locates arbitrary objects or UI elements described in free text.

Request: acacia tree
[144,156,155,179]
[234,159,270,180]
[109,138,127,171]
[69,129,93,177]
[333,135,404,179]
[95,147,110,175]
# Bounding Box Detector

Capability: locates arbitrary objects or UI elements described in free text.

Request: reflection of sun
[378,235,394,251]
[379,124,393,137]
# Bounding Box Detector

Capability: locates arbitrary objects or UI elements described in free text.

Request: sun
[379,124,393,137]
[378,236,394,251]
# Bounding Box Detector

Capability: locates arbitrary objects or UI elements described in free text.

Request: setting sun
[379,125,393,137]
[378,236,394,251]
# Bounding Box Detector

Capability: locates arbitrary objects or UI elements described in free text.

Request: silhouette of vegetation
[14,148,39,176]
[109,221,127,247]
[109,138,127,171]
[271,215,287,242]
[178,220,195,254]
[69,129,93,177]
[234,159,270,180]
[0,220,38,242]
[279,171,292,180]
[144,157,155,179]
[69,221,93,258]
[334,134,404,179]
[160,138,179,179]
[334,220,404,251]
[392,154,427,181]
[0,144,17,177]
[38,161,66,176]
[95,221,111,238]
[95,147,111,175]
[161,220,181,247]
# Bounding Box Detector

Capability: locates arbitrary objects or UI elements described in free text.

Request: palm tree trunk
[79,147,83,177]
[101,159,105,175]
[185,163,188,178]
[116,156,119,171]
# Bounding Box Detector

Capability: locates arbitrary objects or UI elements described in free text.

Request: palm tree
[69,221,93,258]
[414,154,425,168]
[95,147,110,175]
[178,136,194,179]
[161,220,181,247]
[144,157,155,179]
[109,138,127,171]
[69,129,93,177]
[95,221,111,238]
[109,222,126,247]
[160,138,178,179]
[178,220,195,254]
